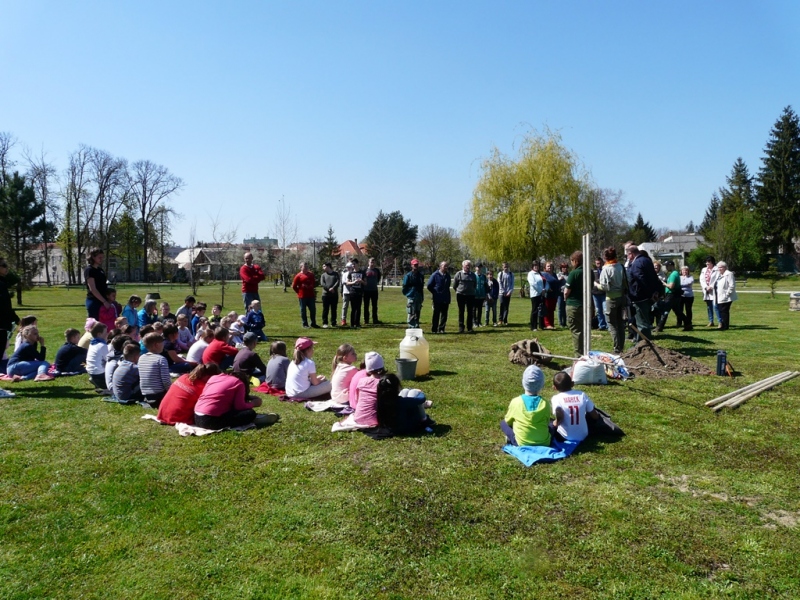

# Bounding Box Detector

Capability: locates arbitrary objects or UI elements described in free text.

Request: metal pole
[582,234,592,356]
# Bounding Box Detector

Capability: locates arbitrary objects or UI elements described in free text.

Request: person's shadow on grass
[11,385,99,400]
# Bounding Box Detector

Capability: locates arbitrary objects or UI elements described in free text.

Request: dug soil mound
[620,340,713,379]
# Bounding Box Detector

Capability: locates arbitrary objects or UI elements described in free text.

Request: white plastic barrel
[399,328,430,376]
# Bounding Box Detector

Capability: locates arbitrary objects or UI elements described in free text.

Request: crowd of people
[0,244,739,443]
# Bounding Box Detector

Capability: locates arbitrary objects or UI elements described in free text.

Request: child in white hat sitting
[500,364,551,447]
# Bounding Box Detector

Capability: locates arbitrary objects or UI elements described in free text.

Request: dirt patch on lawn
[620,340,713,379]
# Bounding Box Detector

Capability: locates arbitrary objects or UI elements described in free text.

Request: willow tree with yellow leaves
[464,130,590,263]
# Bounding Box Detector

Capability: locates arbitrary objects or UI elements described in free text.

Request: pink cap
[295,337,317,350]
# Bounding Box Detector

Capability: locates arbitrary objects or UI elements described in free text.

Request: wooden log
[705,371,791,407]
[713,371,799,412]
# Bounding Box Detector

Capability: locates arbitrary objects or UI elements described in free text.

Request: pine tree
[720,157,755,215]
[316,225,339,268]
[0,172,46,303]
[756,106,800,254]
[627,213,657,244]
[698,194,721,237]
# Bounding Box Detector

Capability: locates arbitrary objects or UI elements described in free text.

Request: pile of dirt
[620,340,713,379]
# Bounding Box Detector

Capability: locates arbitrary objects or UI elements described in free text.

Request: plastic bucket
[395,358,418,381]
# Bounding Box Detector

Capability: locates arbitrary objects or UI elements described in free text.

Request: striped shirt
[138,352,172,396]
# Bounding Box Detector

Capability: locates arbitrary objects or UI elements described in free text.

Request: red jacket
[240,264,266,293]
[292,271,316,299]
[202,339,238,365]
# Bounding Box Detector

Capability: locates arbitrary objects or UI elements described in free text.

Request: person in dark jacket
[319,262,340,328]
[625,245,661,342]
[452,260,477,333]
[54,328,88,373]
[363,257,382,325]
[0,259,21,367]
[402,259,425,328]
[426,261,451,334]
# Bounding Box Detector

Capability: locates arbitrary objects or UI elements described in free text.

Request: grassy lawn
[2,282,800,599]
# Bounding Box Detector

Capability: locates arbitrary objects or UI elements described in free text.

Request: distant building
[640,233,705,266]
[243,236,278,248]
[338,239,366,262]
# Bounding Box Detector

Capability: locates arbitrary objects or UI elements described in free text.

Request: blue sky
[2,1,798,248]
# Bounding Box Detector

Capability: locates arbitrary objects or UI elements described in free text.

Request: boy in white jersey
[550,372,599,442]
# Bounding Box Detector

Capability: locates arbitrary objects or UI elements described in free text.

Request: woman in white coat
[700,256,720,327]
[713,261,737,330]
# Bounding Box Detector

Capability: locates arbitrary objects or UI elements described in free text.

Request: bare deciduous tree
[60,146,92,284]
[0,131,17,187]
[128,160,184,283]
[210,212,240,308]
[24,147,59,286]
[272,196,299,292]
[88,148,128,269]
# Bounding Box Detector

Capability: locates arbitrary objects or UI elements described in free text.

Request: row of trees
[698,106,800,271]
[0,132,183,297]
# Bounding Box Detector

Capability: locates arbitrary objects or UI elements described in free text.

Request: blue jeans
[243,292,260,312]
[592,293,607,329]
[485,299,497,325]
[705,300,721,325]
[86,297,103,319]
[299,297,316,326]
[7,360,50,380]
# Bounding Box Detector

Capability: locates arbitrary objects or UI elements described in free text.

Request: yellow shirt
[504,395,551,447]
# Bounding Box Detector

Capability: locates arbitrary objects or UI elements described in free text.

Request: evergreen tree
[720,157,755,215]
[756,106,800,254]
[698,194,721,237]
[316,225,339,268]
[0,172,46,303]
[686,220,695,233]
[627,213,657,244]
[363,211,418,273]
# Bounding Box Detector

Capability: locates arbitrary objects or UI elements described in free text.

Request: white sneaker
[322,324,329,329]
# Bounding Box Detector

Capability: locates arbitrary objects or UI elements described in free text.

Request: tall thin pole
[582,234,592,356]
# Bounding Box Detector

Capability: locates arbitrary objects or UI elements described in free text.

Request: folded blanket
[305,399,350,412]
[332,414,373,432]
[254,381,285,396]
[141,414,255,436]
[503,439,581,467]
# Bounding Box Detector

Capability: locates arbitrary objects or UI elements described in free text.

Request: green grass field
[2,282,800,599]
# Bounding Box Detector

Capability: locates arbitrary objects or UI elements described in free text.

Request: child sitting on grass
[190,303,206,336]
[138,332,171,407]
[210,304,223,327]
[6,325,52,381]
[233,332,267,381]
[285,337,331,399]
[162,324,194,374]
[98,288,122,332]
[350,352,388,427]
[243,300,267,341]
[54,328,87,374]
[187,326,214,365]
[202,327,238,369]
[105,334,132,389]
[86,322,110,391]
[157,362,222,425]
[374,373,434,437]
[265,341,290,390]
[121,295,141,329]
[194,372,278,430]
[501,364,551,447]
[13,315,37,353]
[228,311,245,346]
[330,343,358,403]
[78,318,96,349]
[111,343,143,402]
[550,372,599,443]
[175,313,194,351]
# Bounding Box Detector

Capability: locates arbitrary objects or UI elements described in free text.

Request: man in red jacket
[240,252,266,311]
[292,262,319,329]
